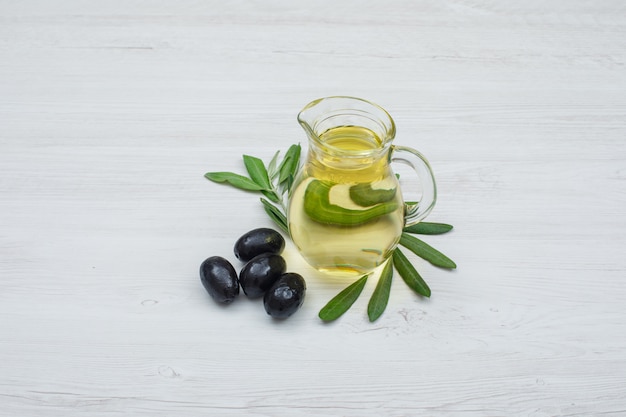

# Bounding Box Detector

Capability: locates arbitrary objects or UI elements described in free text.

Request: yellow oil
[288,126,404,277]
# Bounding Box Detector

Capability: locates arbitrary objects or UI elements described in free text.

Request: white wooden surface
[2,1,626,416]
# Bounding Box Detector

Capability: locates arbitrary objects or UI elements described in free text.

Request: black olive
[239,253,286,298]
[200,256,239,304]
[234,228,285,262]
[263,273,306,319]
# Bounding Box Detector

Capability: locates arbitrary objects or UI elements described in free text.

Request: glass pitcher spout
[297,96,396,158]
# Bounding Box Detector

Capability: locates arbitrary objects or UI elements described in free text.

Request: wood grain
[1,1,626,415]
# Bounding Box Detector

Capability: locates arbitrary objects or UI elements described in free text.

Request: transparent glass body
[288,97,437,277]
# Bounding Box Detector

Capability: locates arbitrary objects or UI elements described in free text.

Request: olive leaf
[367,259,393,322]
[243,155,271,189]
[204,172,267,191]
[393,248,431,297]
[278,144,301,185]
[243,155,280,203]
[260,198,289,234]
[267,150,281,180]
[318,275,368,322]
[403,222,453,235]
[399,233,456,269]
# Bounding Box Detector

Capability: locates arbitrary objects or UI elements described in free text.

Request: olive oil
[288,126,404,276]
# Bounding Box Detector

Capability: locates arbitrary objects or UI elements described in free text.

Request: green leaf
[403,222,454,235]
[260,198,289,234]
[367,260,393,322]
[399,233,457,269]
[267,150,281,180]
[243,155,272,189]
[393,248,430,297]
[285,173,296,194]
[318,275,368,322]
[261,190,280,203]
[277,155,292,183]
[204,172,266,191]
[278,144,301,184]
[243,155,280,202]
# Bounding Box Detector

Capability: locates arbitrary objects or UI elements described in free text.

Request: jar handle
[390,145,437,227]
